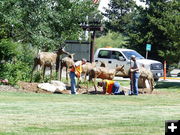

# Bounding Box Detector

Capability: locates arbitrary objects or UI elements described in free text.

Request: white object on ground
[38,80,66,92]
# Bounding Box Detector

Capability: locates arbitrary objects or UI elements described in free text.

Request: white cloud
[98,0,145,13]
[98,0,110,13]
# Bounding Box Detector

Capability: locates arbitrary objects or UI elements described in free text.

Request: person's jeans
[132,72,140,95]
[69,71,76,94]
[112,82,120,95]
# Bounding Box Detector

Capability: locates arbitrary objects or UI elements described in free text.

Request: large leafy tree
[0,0,99,84]
[0,0,96,50]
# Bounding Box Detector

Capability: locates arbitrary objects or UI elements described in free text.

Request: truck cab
[94,48,163,81]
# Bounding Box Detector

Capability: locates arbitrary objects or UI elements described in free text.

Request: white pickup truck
[94,48,163,81]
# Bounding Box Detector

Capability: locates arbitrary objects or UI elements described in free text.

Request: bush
[0,61,31,85]
[0,39,38,85]
[32,71,58,83]
[95,31,128,49]
[33,72,42,83]
[17,43,36,66]
[0,39,20,62]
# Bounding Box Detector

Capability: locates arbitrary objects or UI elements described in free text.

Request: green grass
[155,81,180,91]
[0,81,180,135]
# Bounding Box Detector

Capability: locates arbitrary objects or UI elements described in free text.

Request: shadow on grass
[155,81,180,89]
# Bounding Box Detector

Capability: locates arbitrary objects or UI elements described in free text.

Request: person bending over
[98,80,125,95]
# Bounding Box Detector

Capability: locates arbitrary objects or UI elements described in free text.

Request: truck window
[98,50,111,59]
[122,51,144,60]
[111,51,124,60]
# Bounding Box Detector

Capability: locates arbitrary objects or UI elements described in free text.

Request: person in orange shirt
[98,80,125,95]
[69,58,86,94]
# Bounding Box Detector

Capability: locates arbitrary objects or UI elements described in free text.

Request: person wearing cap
[69,58,87,94]
[97,80,125,95]
[130,55,140,95]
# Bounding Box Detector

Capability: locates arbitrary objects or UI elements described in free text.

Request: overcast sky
[98,0,145,12]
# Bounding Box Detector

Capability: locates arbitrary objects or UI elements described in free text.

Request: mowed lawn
[0,81,180,135]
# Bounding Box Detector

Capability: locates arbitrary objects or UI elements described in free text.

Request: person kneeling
[98,80,125,95]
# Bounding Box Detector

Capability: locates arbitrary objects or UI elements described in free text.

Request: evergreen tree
[104,0,136,33]
[128,0,180,63]
[105,0,180,64]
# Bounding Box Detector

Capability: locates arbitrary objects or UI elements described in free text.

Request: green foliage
[32,72,42,83]
[0,24,9,39]
[95,31,128,49]
[130,0,180,63]
[31,71,58,83]
[105,0,179,64]
[0,61,31,85]
[0,39,20,62]
[16,43,37,66]
[0,0,100,85]
[0,39,36,85]
[104,0,136,33]
[0,0,96,51]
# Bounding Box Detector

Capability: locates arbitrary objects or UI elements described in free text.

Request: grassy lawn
[0,80,180,135]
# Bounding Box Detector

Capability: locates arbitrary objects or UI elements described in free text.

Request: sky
[98,0,145,13]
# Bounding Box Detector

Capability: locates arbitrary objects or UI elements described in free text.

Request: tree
[0,0,99,84]
[128,0,180,63]
[0,39,19,62]
[0,0,96,50]
[104,0,179,64]
[95,31,128,49]
[104,0,136,33]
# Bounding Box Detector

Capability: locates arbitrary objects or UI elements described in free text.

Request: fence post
[164,61,166,80]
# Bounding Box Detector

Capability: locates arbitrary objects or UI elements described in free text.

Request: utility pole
[81,24,103,63]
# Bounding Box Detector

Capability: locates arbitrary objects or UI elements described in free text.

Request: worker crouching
[98,80,125,95]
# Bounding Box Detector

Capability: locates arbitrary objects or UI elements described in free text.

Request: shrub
[17,43,36,66]
[33,72,42,83]
[0,61,31,85]
[0,39,20,62]
[0,39,38,85]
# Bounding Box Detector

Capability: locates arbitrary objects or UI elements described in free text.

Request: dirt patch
[0,81,168,95]
[17,81,52,94]
[0,85,20,92]
[17,81,102,94]
[0,81,103,94]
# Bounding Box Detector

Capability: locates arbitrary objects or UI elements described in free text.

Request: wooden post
[146,51,148,59]
[164,61,166,80]
[90,31,96,63]
[81,25,103,63]
[129,59,133,94]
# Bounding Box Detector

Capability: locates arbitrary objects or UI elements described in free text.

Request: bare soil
[0,81,103,94]
[0,81,167,95]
